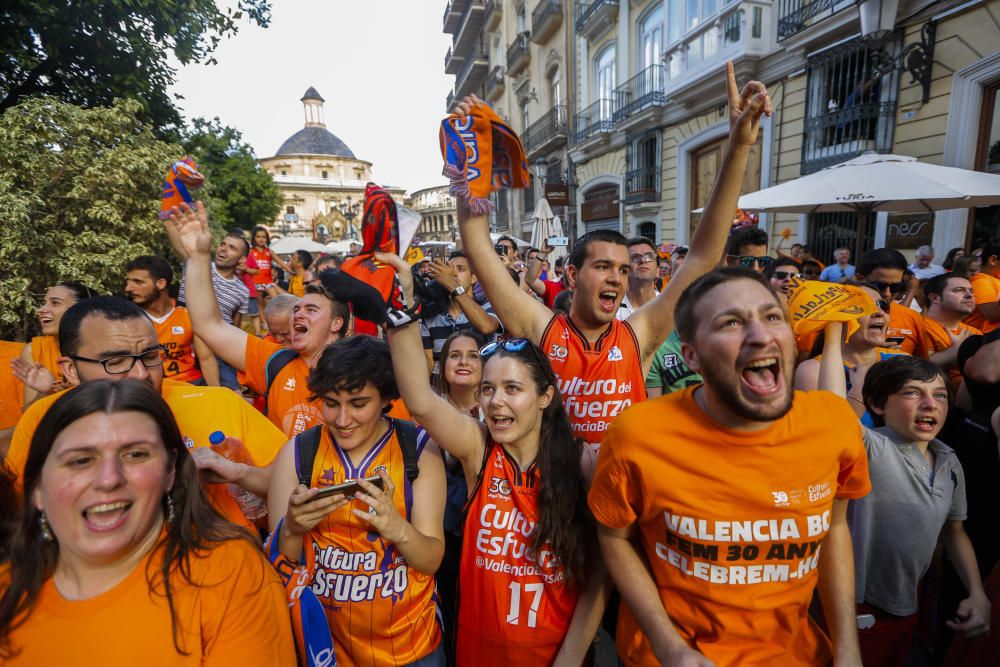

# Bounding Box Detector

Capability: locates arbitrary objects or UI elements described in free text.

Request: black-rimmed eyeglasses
[69,346,168,374]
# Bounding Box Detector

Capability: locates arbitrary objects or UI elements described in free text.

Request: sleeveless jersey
[148,306,202,383]
[305,423,441,667]
[30,335,63,383]
[457,442,578,666]
[250,247,273,286]
[539,314,647,450]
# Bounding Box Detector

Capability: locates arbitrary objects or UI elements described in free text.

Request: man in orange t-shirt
[165,202,394,438]
[589,269,870,667]
[965,243,1000,333]
[125,254,219,386]
[855,248,930,357]
[923,273,981,389]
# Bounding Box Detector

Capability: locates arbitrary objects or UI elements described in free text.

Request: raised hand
[427,258,459,293]
[726,61,771,150]
[10,358,56,395]
[165,201,213,259]
[374,251,415,307]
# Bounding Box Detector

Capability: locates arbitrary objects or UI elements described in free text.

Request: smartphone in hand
[306,475,384,503]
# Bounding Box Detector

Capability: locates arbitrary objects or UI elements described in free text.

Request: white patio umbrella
[269,237,330,255]
[729,153,1000,256]
[528,198,567,264]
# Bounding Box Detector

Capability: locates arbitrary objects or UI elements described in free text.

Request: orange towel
[439,101,529,214]
[158,157,204,219]
[787,277,878,342]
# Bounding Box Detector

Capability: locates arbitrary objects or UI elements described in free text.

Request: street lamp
[858,0,936,104]
[340,196,361,241]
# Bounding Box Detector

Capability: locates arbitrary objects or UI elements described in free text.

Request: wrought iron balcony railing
[523,105,568,156]
[506,32,531,76]
[612,65,666,122]
[531,0,563,44]
[777,0,857,40]
[624,166,661,205]
[573,98,613,144]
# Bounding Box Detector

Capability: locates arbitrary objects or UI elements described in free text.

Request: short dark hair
[498,235,518,252]
[769,258,801,275]
[568,230,628,269]
[857,248,907,275]
[126,255,173,285]
[981,242,1000,266]
[725,227,768,257]
[675,267,777,343]
[303,282,350,336]
[923,272,964,305]
[53,281,98,302]
[293,249,313,270]
[448,250,467,261]
[791,243,803,250]
[314,254,342,272]
[308,336,399,406]
[626,236,656,251]
[59,296,150,356]
[801,259,822,273]
[861,356,949,427]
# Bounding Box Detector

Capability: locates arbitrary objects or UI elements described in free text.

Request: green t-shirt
[646,330,702,394]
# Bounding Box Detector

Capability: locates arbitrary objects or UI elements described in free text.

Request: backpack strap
[262,348,299,416]
[393,419,420,484]
[294,425,324,488]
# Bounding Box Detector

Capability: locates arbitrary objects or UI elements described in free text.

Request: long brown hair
[0,380,257,658]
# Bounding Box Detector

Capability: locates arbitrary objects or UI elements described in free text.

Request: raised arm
[450,95,553,341]
[164,202,249,371]
[193,335,220,386]
[628,61,771,366]
[816,498,863,666]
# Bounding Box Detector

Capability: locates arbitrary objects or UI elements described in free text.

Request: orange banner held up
[786,277,878,342]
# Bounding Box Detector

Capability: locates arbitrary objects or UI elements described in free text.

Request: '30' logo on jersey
[488,477,511,497]
[549,344,568,360]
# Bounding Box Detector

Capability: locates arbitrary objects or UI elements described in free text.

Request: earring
[165,494,176,525]
[39,512,54,541]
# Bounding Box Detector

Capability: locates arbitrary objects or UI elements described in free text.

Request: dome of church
[275,127,356,158]
[274,87,356,158]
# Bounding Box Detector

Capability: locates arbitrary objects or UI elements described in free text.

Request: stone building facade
[410,185,459,241]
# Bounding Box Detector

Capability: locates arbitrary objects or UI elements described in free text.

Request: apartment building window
[640,6,664,70]
[286,206,296,215]
[972,82,1000,247]
[321,170,328,179]
[596,45,616,105]
[494,37,502,66]
[549,67,561,107]
[517,4,526,32]
[801,36,899,174]
[667,0,682,44]
[522,101,530,131]
[626,130,661,204]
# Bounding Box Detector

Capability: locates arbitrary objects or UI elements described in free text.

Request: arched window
[594,44,617,100]
[640,6,664,71]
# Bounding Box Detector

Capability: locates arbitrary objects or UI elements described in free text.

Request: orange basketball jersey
[539,314,647,450]
[149,306,202,383]
[304,423,441,667]
[250,247,273,286]
[457,442,579,666]
[30,335,63,383]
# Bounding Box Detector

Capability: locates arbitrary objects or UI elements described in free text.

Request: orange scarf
[439,101,529,214]
[158,157,204,219]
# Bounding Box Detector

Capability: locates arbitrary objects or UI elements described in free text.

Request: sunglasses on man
[727,255,774,269]
[869,281,907,295]
[772,271,800,280]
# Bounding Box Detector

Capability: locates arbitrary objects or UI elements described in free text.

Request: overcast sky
[170,1,453,193]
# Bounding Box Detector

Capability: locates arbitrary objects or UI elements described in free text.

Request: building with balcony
[258,87,405,241]
[447,0,575,240]
[410,185,459,242]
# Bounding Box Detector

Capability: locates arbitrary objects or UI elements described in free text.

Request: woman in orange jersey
[386,258,604,666]
[267,335,447,667]
[12,281,95,409]
[0,379,295,665]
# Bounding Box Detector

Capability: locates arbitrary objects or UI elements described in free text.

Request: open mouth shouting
[597,290,619,314]
[741,356,782,397]
[83,500,132,532]
[914,415,938,433]
[490,414,514,432]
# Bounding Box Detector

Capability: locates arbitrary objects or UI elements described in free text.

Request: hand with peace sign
[725,60,771,149]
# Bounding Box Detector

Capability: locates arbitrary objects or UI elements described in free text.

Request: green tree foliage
[0,0,271,130]
[181,117,282,232]
[0,97,200,341]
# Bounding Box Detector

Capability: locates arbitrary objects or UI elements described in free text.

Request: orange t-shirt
[305,424,441,666]
[965,272,1000,333]
[457,441,578,666]
[0,341,25,430]
[540,314,647,450]
[588,388,871,667]
[244,336,322,437]
[30,335,63,382]
[923,317,982,389]
[7,380,287,530]
[2,537,296,665]
[148,306,202,383]
[888,301,929,358]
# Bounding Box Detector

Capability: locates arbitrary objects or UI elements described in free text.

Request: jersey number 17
[506,582,544,628]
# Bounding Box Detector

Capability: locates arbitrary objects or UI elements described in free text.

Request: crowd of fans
[0,65,996,667]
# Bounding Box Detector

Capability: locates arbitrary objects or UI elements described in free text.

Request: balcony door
[640,6,664,71]
[596,45,616,121]
[689,135,761,239]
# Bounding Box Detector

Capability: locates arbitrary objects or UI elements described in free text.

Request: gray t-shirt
[849,426,967,615]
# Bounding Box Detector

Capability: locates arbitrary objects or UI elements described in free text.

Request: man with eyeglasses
[856,248,930,358]
[6,296,286,531]
[616,237,660,321]
[724,227,774,273]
